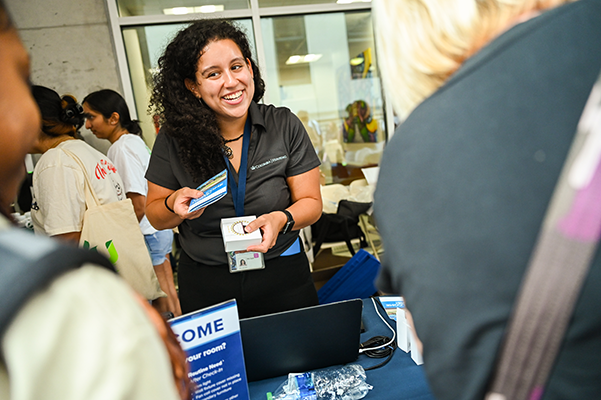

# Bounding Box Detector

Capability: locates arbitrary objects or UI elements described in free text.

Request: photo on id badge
[228,250,264,272]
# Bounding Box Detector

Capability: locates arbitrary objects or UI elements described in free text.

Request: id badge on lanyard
[224,117,265,273]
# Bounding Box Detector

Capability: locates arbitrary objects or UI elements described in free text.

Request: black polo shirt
[146,101,320,265]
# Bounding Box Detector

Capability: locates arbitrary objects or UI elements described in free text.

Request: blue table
[248,298,435,400]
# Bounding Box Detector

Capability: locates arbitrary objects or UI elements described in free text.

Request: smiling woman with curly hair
[145,19,322,318]
[149,20,265,183]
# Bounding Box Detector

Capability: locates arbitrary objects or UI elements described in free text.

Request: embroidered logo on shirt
[250,155,288,171]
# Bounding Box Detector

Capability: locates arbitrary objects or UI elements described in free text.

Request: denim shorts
[144,229,174,265]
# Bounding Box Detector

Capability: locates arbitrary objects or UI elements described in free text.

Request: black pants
[178,250,319,318]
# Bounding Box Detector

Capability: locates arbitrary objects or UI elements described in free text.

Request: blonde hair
[373,0,575,120]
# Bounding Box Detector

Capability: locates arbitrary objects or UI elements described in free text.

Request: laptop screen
[239,298,363,382]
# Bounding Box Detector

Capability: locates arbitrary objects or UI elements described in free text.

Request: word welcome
[178,318,225,345]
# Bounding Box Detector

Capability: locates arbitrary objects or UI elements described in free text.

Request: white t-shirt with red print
[31,139,125,236]
[108,134,156,235]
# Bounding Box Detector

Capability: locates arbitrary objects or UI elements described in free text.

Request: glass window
[121,20,255,146]
[117,0,249,17]
[118,5,385,186]
[262,11,385,185]
[258,0,371,7]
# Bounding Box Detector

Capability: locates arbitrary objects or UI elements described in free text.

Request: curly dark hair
[150,19,265,182]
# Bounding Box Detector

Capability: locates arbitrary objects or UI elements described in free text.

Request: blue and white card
[169,300,250,400]
[189,169,228,213]
[378,296,405,321]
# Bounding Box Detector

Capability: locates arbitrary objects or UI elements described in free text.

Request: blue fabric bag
[317,249,380,304]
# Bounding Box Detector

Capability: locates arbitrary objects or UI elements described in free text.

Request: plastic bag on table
[271,364,372,400]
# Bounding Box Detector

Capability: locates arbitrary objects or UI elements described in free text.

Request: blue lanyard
[224,117,252,217]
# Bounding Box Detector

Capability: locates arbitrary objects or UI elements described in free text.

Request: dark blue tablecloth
[248,298,435,400]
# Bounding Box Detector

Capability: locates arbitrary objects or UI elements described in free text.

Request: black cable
[359,297,397,371]
[361,335,394,357]
[361,335,396,370]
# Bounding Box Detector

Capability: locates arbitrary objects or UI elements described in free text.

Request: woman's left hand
[240,167,323,254]
[244,211,287,253]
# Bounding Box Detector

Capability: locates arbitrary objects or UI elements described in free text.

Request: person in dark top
[145,19,321,318]
[372,0,601,399]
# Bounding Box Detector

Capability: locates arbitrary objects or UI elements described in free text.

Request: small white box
[396,308,411,353]
[221,216,263,252]
[409,328,424,365]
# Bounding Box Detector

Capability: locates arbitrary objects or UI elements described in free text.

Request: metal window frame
[104,0,393,138]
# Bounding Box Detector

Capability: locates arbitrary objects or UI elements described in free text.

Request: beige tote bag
[63,148,165,300]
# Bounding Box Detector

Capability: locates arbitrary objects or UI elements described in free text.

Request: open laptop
[239,298,363,382]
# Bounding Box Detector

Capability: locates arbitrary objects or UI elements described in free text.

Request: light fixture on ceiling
[336,0,371,4]
[197,5,222,13]
[303,54,321,62]
[286,54,322,65]
[286,55,302,64]
[166,6,191,15]
[163,5,225,15]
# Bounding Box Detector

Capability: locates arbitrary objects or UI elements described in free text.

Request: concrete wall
[5,0,120,154]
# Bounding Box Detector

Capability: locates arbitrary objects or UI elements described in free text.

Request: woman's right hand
[146,182,206,230]
[167,187,206,220]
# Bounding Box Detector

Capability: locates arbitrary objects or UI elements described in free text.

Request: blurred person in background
[0,1,189,399]
[29,85,125,243]
[372,0,601,399]
[83,89,182,317]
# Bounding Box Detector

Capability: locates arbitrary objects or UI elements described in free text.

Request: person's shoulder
[36,147,63,167]
[121,133,146,146]
[153,129,177,149]
[63,138,105,158]
[51,266,140,320]
[462,0,601,74]
[503,0,601,42]
[63,140,123,181]
[6,263,148,339]
[256,102,294,118]
[36,142,83,171]
[2,262,180,399]
[115,134,149,154]
[552,0,601,17]
[253,103,300,133]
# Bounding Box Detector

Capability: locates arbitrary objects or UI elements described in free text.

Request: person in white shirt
[29,85,125,244]
[83,89,181,317]
[0,2,188,398]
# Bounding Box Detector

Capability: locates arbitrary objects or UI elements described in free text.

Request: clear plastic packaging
[271,364,372,400]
